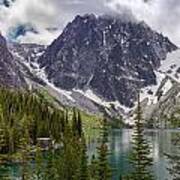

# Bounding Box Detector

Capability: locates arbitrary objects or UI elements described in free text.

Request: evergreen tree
[0,118,10,180]
[89,155,98,180]
[33,144,45,180]
[72,108,78,136]
[61,111,65,133]
[56,122,82,180]
[96,118,112,180]
[65,109,69,124]
[79,133,89,180]
[19,119,32,180]
[77,111,82,137]
[44,151,59,180]
[31,119,38,145]
[128,92,153,180]
[0,117,7,155]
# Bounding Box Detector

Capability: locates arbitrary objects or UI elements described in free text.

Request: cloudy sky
[0,0,180,46]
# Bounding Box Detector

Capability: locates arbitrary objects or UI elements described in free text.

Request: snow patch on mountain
[34,62,75,102]
[73,89,131,114]
[161,78,173,95]
[30,62,75,102]
[12,48,75,102]
[159,49,180,81]
[140,49,180,107]
[140,71,165,105]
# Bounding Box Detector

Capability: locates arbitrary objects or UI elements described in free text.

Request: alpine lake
[88,128,180,180]
[1,128,180,180]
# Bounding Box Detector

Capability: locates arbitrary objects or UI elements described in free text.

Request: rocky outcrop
[0,34,26,88]
[38,14,177,107]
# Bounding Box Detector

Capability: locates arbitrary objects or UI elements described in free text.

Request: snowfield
[140,49,180,106]
[159,49,180,82]
[73,89,132,114]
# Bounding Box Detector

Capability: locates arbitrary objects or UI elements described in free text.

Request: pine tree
[128,92,153,180]
[19,116,32,180]
[65,109,69,124]
[31,118,38,145]
[89,155,98,180]
[56,122,82,180]
[72,108,78,136]
[79,133,89,180]
[44,150,59,180]
[0,117,7,156]
[77,111,82,137]
[61,111,65,133]
[0,118,10,180]
[33,144,45,180]
[96,118,112,180]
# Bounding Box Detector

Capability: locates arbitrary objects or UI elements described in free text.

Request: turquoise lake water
[88,129,180,180]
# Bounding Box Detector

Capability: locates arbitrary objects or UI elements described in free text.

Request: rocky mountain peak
[38,14,177,107]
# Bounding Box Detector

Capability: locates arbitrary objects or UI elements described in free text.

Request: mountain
[9,42,46,86]
[0,33,26,88]
[0,14,179,122]
[139,49,180,126]
[38,14,177,108]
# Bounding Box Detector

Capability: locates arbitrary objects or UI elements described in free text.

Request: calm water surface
[1,129,179,180]
[88,129,180,180]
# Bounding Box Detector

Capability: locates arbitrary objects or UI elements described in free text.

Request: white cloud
[0,0,69,44]
[16,29,60,45]
[0,0,180,46]
[106,0,180,46]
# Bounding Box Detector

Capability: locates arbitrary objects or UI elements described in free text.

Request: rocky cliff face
[0,14,179,120]
[139,49,180,127]
[0,34,26,88]
[38,14,177,107]
[9,42,46,87]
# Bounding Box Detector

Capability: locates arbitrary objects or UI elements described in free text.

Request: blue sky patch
[8,24,38,40]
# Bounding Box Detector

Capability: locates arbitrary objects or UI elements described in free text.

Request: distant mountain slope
[38,14,177,108]
[139,49,180,126]
[0,33,26,88]
[9,42,46,86]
